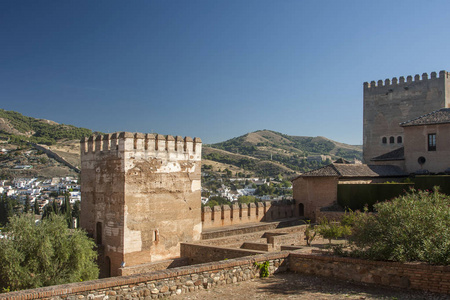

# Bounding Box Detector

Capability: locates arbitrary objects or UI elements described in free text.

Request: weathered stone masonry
[80,132,202,277]
[363,70,450,163]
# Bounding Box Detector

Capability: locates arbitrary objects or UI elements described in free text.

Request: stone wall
[363,70,450,163]
[180,243,265,264]
[80,132,202,276]
[290,253,450,294]
[202,201,296,229]
[0,252,289,300]
[2,252,449,299]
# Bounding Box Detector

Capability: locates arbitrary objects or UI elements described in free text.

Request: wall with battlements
[363,70,450,163]
[80,132,202,277]
[201,201,296,229]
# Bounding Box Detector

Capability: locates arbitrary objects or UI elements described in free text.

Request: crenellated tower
[363,70,450,163]
[80,132,202,277]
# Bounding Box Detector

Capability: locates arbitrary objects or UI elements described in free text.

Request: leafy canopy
[0,214,98,291]
[349,188,450,265]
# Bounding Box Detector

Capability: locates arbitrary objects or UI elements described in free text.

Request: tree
[349,188,450,265]
[0,214,98,291]
[238,195,257,204]
[24,195,30,213]
[34,198,39,215]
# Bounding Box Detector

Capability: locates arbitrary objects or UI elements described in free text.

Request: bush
[0,214,98,291]
[348,188,450,265]
[316,217,351,244]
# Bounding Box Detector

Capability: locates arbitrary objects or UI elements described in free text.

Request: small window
[382,137,387,144]
[428,133,436,151]
[397,136,402,144]
[389,136,395,144]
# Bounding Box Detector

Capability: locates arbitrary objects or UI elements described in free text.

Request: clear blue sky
[1,1,449,145]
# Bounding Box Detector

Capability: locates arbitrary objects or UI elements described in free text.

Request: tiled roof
[292,163,407,180]
[401,108,450,127]
[371,147,404,161]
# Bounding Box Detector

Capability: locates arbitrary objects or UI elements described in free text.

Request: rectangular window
[428,133,436,151]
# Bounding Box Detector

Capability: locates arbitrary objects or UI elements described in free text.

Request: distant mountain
[0,109,98,145]
[0,110,362,179]
[203,130,362,177]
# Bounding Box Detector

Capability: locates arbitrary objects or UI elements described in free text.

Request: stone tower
[80,132,202,277]
[363,70,450,163]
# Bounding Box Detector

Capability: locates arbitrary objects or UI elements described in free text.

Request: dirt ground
[175,272,449,300]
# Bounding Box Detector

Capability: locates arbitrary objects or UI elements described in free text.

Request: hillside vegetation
[203,130,362,177]
[0,110,362,179]
[0,109,98,145]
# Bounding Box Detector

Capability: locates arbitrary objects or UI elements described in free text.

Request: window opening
[428,133,436,151]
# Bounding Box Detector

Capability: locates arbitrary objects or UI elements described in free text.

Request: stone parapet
[81,132,201,161]
[201,202,296,229]
[363,70,448,90]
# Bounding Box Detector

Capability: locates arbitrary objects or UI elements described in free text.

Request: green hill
[0,109,98,145]
[203,130,362,177]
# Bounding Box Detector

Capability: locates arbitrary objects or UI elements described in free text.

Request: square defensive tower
[80,132,202,277]
[363,70,450,163]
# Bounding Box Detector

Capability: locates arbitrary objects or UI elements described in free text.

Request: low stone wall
[0,252,289,300]
[118,258,189,276]
[202,202,296,229]
[180,243,265,265]
[241,242,273,252]
[315,210,345,222]
[289,253,450,294]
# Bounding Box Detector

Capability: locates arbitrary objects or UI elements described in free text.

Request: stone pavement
[175,272,449,300]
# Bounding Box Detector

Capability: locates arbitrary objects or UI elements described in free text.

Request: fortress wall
[4,251,449,299]
[80,132,202,276]
[0,252,289,300]
[201,202,296,230]
[363,71,449,163]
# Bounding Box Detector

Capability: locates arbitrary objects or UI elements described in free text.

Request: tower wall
[363,71,450,163]
[80,132,202,277]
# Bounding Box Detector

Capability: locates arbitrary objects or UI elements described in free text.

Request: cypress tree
[24,195,30,214]
[34,198,39,215]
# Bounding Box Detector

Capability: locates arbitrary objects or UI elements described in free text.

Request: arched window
[397,136,402,144]
[382,137,387,144]
[389,136,395,144]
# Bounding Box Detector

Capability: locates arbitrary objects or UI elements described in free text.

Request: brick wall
[289,253,450,294]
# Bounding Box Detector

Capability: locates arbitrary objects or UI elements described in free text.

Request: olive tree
[0,214,98,291]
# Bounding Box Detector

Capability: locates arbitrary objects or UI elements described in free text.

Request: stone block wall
[180,243,265,264]
[80,132,202,276]
[0,252,289,300]
[202,201,296,229]
[363,70,450,163]
[290,253,450,294]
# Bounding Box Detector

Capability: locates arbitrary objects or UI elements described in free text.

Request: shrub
[348,188,450,265]
[316,217,351,244]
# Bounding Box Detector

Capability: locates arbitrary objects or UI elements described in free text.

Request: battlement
[363,70,448,90]
[80,132,202,158]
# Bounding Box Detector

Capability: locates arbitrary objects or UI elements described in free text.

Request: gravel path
[175,272,449,300]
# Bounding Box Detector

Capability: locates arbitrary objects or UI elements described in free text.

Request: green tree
[33,198,40,215]
[71,200,80,228]
[237,195,258,204]
[349,188,450,265]
[24,195,30,214]
[0,214,98,291]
